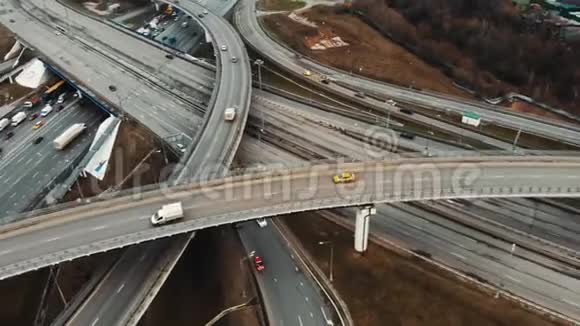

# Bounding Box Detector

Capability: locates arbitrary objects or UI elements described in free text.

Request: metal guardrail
[2,161,580,280]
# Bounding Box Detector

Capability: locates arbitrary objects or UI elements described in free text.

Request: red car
[28,113,39,121]
[254,256,265,272]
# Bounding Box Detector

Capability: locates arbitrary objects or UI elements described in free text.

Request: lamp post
[318,241,334,282]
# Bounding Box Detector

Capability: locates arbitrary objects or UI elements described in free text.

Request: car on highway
[203,9,208,15]
[231,56,238,63]
[181,21,188,28]
[256,218,267,228]
[4,131,14,140]
[400,108,413,115]
[28,113,39,121]
[33,121,44,130]
[109,85,117,92]
[40,105,53,117]
[303,70,312,77]
[333,171,355,184]
[254,256,265,271]
[56,105,64,112]
[33,136,43,145]
[220,45,228,51]
[198,13,204,18]
[400,132,416,140]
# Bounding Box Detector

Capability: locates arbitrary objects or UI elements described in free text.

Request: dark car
[5,131,14,140]
[400,132,416,140]
[165,54,174,60]
[321,79,330,84]
[108,85,117,92]
[33,136,44,145]
[56,105,64,112]
[28,113,39,121]
[400,108,414,115]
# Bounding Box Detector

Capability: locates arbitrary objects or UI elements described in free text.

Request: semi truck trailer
[53,123,86,150]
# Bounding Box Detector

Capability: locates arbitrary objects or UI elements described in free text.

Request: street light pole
[318,241,334,282]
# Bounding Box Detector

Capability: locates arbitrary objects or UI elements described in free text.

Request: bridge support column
[354,205,376,253]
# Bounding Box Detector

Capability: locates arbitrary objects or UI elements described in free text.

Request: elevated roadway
[234,0,580,147]
[1,156,580,280]
[0,0,207,150]
[166,0,251,181]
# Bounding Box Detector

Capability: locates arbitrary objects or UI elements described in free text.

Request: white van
[0,118,10,131]
[40,105,53,117]
[151,202,184,225]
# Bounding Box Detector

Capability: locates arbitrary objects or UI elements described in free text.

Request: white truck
[224,107,236,121]
[11,112,26,126]
[53,123,86,150]
[151,202,184,225]
[0,118,10,131]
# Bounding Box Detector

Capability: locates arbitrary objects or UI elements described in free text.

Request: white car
[220,45,227,51]
[40,105,53,117]
[256,218,267,228]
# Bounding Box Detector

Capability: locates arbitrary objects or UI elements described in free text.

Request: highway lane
[332,202,580,321]
[252,90,469,157]
[458,198,580,251]
[31,0,215,99]
[0,157,580,279]
[64,235,192,326]
[234,0,580,147]
[0,0,203,150]
[168,0,251,181]
[0,101,104,219]
[238,220,333,326]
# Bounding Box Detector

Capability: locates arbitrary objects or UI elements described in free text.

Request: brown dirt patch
[0,24,16,56]
[282,212,566,326]
[261,8,471,98]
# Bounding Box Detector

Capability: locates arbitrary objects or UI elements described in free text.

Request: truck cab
[151,202,184,225]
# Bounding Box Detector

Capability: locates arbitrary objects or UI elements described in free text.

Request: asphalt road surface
[234,0,580,147]
[0,157,580,279]
[0,99,103,219]
[238,220,334,326]
[335,202,580,321]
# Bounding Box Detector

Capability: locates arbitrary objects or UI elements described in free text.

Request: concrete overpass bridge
[1,155,580,280]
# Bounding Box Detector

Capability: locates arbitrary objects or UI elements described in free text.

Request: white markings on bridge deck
[91,317,99,326]
[451,252,466,260]
[91,225,108,231]
[46,236,61,242]
[0,249,13,256]
[117,283,125,294]
[297,315,303,326]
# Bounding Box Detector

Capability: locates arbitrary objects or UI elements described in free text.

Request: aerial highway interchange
[0,0,579,325]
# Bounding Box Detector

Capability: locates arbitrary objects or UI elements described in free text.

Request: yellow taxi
[303,70,312,77]
[33,121,44,129]
[333,171,355,184]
